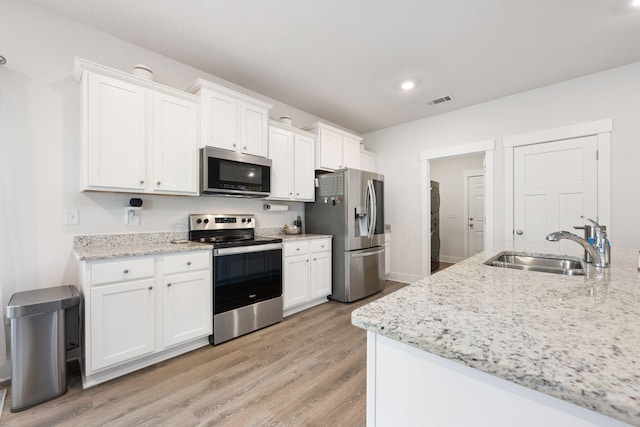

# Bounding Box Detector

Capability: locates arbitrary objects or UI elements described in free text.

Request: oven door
[213,243,282,314]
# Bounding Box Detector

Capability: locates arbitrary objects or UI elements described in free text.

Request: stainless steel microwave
[200,146,272,197]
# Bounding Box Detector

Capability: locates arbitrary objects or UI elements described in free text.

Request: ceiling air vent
[427,95,453,106]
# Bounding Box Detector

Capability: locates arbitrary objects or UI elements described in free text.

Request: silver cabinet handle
[139,180,144,185]
[157,181,161,186]
[243,146,247,150]
[296,192,299,195]
[516,229,524,235]
[167,283,171,287]
[232,143,236,148]
[123,269,129,274]
[289,192,292,195]
[313,258,317,261]
[148,286,153,290]
[187,261,191,266]
[306,259,309,263]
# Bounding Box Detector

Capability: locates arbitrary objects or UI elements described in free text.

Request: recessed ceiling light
[400,80,416,91]
[634,0,640,6]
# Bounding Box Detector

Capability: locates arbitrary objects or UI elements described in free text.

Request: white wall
[366,61,640,282]
[0,0,334,370]
[431,154,484,262]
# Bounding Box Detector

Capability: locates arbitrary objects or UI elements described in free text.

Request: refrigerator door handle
[367,180,375,239]
[370,180,377,239]
[351,248,385,257]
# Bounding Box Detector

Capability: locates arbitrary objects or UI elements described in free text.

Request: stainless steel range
[188,214,283,345]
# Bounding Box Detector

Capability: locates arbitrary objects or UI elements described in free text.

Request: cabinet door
[310,250,332,300]
[342,135,361,169]
[283,254,310,309]
[86,73,146,190]
[239,102,269,157]
[268,127,293,199]
[385,232,391,276]
[201,89,237,151]
[293,134,315,201]
[152,93,199,194]
[90,279,155,371]
[360,151,377,172]
[163,270,212,347]
[317,128,344,170]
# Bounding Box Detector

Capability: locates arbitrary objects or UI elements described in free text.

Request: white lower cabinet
[80,250,212,388]
[385,230,391,277]
[163,270,211,347]
[283,238,332,317]
[90,278,156,371]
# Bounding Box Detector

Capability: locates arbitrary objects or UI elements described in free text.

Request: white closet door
[513,136,598,250]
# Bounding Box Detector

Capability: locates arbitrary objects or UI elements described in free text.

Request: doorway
[430,156,485,267]
[420,140,496,277]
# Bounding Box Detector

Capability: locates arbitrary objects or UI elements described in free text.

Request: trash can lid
[6,285,81,318]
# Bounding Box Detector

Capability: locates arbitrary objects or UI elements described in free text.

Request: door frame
[503,119,612,244]
[420,140,496,277]
[463,169,484,259]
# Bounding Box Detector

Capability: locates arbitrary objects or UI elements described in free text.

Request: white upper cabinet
[360,149,377,172]
[74,57,200,195]
[85,73,147,191]
[152,93,199,194]
[187,79,272,158]
[304,122,362,171]
[267,121,315,201]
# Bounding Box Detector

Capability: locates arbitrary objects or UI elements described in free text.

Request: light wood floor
[1,281,406,427]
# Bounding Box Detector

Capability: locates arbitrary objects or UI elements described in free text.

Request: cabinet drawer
[284,241,309,257]
[164,251,210,274]
[310,239,331,253]
[91,258,154,285]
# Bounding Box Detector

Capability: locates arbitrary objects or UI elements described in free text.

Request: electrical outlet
[125,207,141,226]
[64,209,79,225]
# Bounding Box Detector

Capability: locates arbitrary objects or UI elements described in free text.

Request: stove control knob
[247,218,252,223]
[203,218,209,224]
[196,219,202,224]
[242,218,247,223]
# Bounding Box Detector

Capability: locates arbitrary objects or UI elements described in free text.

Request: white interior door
[513,136,598,251]
[467,175,484,256]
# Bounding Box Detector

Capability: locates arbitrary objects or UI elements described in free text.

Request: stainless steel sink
[484,251,586,276]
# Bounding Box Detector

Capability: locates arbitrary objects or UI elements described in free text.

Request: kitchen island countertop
[352,247,640,426]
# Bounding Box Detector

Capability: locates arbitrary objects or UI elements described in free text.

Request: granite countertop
[73,231,333,260]
[265,233,333,242]
[255,227,332,241]
[352,247,640,426]
[73,232,211,261]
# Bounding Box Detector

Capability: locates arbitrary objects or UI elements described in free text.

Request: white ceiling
[29,0,640,133]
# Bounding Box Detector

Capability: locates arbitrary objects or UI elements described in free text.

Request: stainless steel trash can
[6,285,81,412]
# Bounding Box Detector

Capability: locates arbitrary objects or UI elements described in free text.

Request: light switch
[64,209,79,225]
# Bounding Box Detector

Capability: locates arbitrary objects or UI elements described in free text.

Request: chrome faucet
[545,216,610,268]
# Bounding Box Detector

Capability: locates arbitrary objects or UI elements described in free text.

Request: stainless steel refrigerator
[305,168,385,302]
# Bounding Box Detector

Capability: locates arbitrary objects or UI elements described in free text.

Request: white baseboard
[438,255,464,263]
[387,272,422,284]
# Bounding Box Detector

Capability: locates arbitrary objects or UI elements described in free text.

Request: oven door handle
[214,243,283,256]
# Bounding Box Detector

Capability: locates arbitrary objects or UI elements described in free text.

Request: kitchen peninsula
[352,248,640,427]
